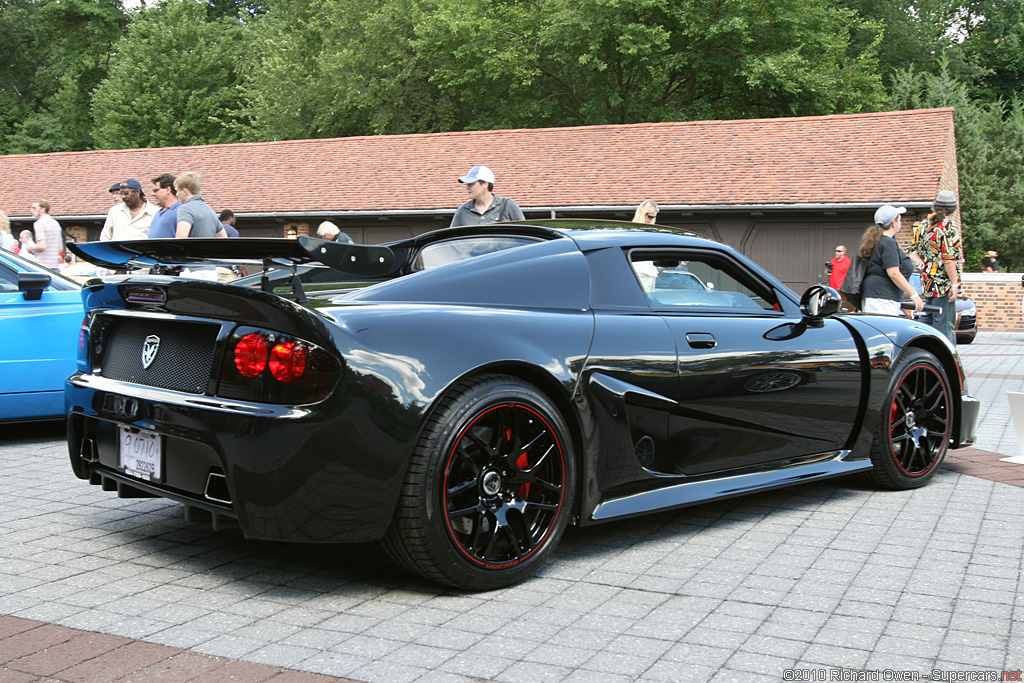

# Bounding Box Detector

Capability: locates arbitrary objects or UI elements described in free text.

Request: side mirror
[800,285,841,324]
[18,272,50,301]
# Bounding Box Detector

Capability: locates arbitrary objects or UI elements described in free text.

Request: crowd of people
[0,170,359,279]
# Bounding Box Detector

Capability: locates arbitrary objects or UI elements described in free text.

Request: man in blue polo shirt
[148,173,180,239]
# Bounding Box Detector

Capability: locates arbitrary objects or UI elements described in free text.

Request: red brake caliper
[510,426,531,498]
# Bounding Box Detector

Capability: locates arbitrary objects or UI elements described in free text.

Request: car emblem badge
[142,335,161,369]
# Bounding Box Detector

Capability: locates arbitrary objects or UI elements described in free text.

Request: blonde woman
[0,211,13,251]
[632,200,659,224]
[859,205,923,316]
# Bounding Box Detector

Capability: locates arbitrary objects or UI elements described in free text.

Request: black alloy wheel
[383,374,575,590]
[868,349,952,489]
[442,402,565,568]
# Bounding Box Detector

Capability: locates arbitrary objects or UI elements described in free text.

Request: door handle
[685,333,716,349]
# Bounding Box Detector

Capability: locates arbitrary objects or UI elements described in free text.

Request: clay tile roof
[0,108,954,219]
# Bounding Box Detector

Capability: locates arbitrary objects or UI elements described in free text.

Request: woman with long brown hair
[859,205,924,316]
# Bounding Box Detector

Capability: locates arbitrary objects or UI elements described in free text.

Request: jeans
[920,295,957,345]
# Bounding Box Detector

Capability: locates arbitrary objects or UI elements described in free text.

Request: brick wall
[962,273,1024,333]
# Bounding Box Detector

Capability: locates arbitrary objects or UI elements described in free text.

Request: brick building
[1,107,962,299]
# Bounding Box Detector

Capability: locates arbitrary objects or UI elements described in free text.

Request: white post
[1008,392,1024,454]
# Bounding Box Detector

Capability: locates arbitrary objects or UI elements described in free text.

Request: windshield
[412,236,541,271]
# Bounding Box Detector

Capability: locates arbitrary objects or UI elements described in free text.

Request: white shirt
[100,201,158,241]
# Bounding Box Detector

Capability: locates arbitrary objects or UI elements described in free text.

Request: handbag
[839,252,866,310]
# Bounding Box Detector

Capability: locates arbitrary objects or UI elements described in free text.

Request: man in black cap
[908,190,963,344]
[100,178,157,241]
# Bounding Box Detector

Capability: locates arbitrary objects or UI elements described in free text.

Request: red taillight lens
[220,326,341,404]
[269,342,307,382]
[234,333,268,377]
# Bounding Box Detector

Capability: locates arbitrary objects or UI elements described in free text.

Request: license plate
[118,426,162,482]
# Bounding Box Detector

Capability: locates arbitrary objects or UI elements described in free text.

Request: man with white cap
[908,190,963,344]
[450,165,525,227]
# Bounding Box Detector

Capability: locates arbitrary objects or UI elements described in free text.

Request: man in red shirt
[828,245,851,290]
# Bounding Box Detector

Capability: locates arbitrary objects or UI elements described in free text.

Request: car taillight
[218,327,341,404]
[235,333,268,377]
[269,342,306,382]
[77,315,90,370]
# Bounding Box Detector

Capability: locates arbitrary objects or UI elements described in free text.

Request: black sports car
[66,221,979,590]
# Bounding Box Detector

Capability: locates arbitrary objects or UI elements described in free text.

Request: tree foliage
[890,59,1024,271]
[0,0,127,153]
[240,0,887,140]
[90,0,251,148]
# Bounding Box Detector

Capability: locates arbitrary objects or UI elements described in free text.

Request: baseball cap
[117,178,143,191]
[458,165,496,184]
[108,182,121,192]
[874,204,906,227]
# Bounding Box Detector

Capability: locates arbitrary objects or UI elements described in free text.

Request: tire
[383,374,576,590]
[867,348,952,489]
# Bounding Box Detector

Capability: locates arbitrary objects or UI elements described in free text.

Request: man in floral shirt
[908,190,963,344]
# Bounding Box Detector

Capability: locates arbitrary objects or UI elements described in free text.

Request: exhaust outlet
[79,437,99,463]
[204,471,232,505]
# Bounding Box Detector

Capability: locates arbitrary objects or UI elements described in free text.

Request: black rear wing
[67,236,396,279]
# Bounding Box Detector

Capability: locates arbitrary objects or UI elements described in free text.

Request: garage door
[744,221,867,294]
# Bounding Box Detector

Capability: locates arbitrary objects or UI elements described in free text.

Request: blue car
[0,250,83,422]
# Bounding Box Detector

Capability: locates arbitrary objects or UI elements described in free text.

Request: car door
[0,254,84,419]
[631,249,864,476]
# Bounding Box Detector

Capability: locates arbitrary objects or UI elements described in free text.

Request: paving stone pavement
[2,333,1023,683]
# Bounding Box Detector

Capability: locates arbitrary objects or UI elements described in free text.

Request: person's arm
[942,225,963,301]
[885,267,924,311]
[175,220,191,239]
[943,259,959,301]
[215,225,227,238]
[100,214,114,241]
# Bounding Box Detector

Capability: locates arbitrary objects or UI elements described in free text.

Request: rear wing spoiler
[67,237,396,279]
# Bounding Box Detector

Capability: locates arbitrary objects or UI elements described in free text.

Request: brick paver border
[0,616,352,683]
[942,446,1024,487]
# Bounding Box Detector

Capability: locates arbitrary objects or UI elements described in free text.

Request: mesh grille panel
[100,318,220,394]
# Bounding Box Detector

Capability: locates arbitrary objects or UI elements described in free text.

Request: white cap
[874,204,907,227]
[458,165,496,184]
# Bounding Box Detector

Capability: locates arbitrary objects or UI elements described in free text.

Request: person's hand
[948,283,959,302]
[912,293,924,312]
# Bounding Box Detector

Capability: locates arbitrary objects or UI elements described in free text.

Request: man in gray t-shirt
[173,171,226,238]
[172,171,225,280]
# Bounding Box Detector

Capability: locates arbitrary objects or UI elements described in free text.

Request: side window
[630,251,780,312]
[0,262,19,292]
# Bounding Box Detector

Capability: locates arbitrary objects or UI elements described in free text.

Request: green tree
[91,0,251,148]
[416,0,886,129]
[241,0,455,140]
[243,0,887,140]
[956,0,1024,101]
[0,0,127,153]
[890,60,1024,271]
